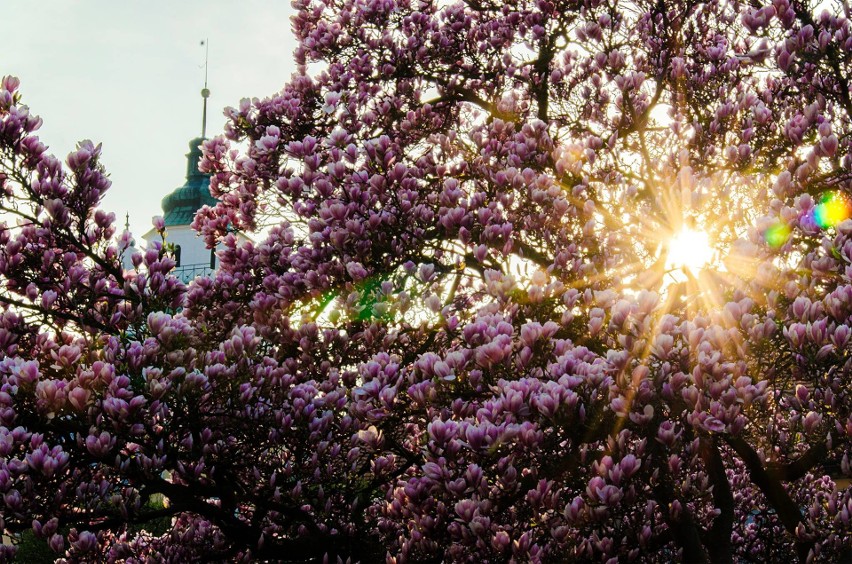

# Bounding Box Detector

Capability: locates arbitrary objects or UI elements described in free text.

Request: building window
[210,248,216,270]
[174,245,182,267]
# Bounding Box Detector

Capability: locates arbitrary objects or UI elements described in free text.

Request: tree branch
[724,434,814,562]
[700,437,734,564]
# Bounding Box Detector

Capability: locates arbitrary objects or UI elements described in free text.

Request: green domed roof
[161,137,217,227]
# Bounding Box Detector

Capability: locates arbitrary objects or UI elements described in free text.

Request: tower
[141,137,218,282]
[141,41,219,283]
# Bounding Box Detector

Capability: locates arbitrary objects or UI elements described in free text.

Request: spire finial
[200,38,210,138]
[125,212,130,231]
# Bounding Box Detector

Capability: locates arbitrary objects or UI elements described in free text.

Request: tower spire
[201,38,210,138]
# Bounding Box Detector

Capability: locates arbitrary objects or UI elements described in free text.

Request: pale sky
[4,1,297,239]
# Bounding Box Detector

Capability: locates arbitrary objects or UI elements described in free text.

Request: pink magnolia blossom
[2,1,852,560]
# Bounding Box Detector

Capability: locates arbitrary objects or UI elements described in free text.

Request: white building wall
[142,225,219,283]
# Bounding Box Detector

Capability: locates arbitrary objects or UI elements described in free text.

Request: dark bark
[652,452,711,563]
[767,439,829,482]
[724,435,815,563]
[700,437,734,564]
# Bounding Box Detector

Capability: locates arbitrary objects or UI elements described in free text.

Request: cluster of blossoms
[3,0,852,562]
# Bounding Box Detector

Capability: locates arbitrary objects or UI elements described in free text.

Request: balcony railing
[172,262,214,282]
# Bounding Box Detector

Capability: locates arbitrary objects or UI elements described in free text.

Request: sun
[666,228,713,272]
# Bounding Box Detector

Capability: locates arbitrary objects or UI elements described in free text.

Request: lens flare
[812,192,851,229]
[764,222,791,248]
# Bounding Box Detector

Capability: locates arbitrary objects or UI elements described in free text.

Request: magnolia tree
[2,0,852,562]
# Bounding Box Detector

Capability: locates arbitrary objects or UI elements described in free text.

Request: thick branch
[700,437,734,564]
[724,434,814,562]
[640,423,712,564]
[767,438,829,482]
[532,31,556,122]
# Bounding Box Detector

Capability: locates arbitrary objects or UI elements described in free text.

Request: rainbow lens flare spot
[813,192,851,229]
[764,222,791,248]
